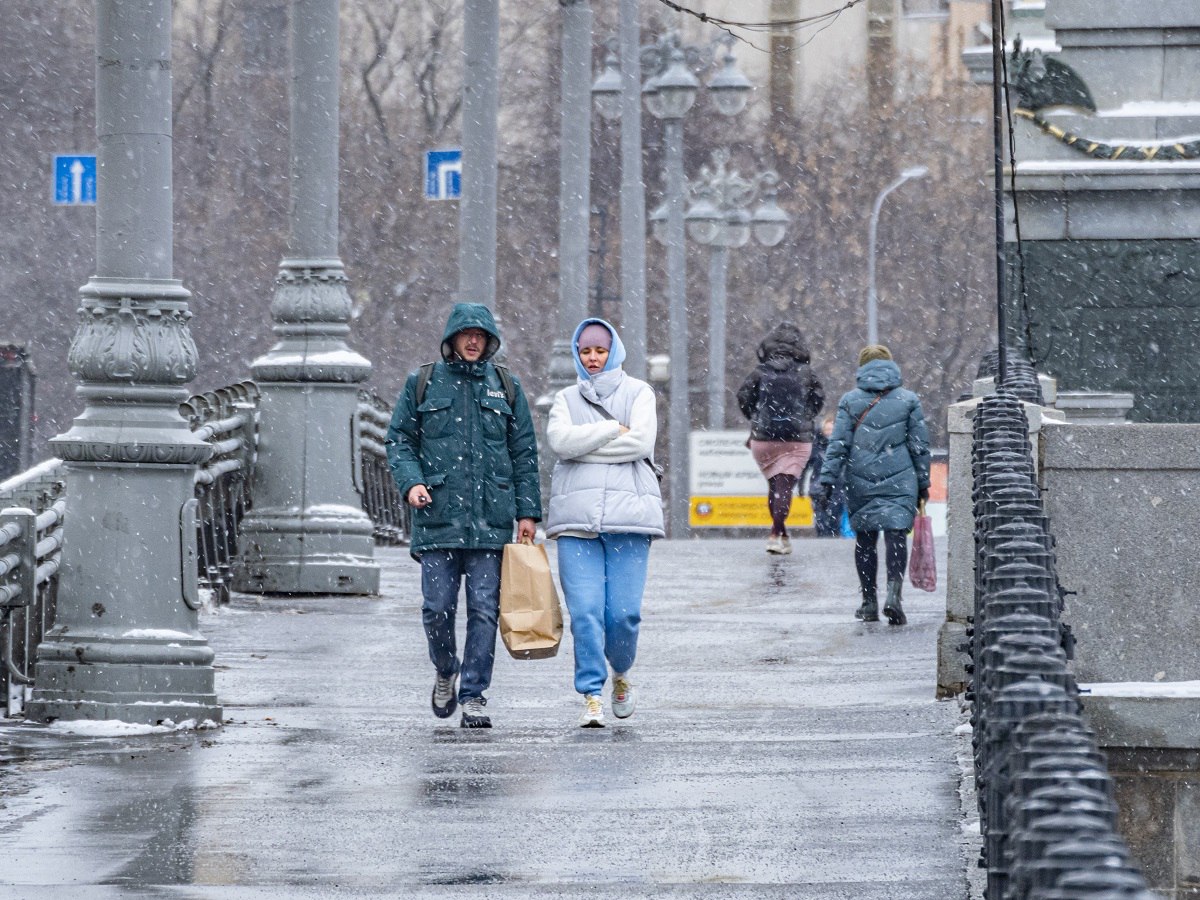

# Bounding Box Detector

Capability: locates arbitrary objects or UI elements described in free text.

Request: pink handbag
[909,501,937,592]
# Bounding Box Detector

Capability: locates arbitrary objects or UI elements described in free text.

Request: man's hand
[407,484,432,508]
[516,518,537,543]
[822,484,834,503]
[918,486,930,502]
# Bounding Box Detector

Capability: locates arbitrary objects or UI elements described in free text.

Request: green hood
[440,303,502,362]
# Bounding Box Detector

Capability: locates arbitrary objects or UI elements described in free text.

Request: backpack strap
[492,364,517,408]
[415,362,437,406]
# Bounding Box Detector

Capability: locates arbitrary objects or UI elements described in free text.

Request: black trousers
[854,529,908,594]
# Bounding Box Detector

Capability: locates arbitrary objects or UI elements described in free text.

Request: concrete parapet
[1040,421,1200,684]
[1054,390,1135,424]
[1041,421,1200,897]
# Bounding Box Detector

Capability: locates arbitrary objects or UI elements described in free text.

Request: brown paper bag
[499,541,564,660]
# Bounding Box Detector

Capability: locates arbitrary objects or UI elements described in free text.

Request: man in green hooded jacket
[386,303,541,728]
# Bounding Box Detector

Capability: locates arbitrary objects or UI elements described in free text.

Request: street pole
[459,0,500,309]
[550,0,593,390]
[707,243,729,428]
[28,0,221,726]
[664,117,689,538]
[233,0,379,595]
[867,166,928,346]
[618,0,647,379]
[867,185,887,346]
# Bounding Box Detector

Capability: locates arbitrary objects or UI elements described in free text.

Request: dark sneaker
[431,672,458,719]
[460,697,492,728]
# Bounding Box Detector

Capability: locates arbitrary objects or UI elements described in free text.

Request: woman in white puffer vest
[546,318,665,728]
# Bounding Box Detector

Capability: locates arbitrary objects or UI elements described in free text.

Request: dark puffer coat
[385,303,541,557]
[818,359,931,532]
[736,323,825,442]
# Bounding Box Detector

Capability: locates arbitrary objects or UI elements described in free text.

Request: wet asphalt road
[0,537,966,899]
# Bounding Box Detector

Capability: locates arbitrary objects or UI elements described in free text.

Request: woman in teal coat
[819,345,931,625]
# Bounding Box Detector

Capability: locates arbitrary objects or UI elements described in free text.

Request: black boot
[855,587,879,622]
[884,580,907,626]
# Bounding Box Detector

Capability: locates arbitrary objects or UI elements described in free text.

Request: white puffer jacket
[545,373,665,539]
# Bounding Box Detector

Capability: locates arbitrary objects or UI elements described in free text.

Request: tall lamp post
[683,149,790,429]
[867,165,929,345]
[633,32,752,538]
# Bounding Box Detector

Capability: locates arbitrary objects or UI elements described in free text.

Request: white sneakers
[579,694,604,728]
[579,672,639,727]
[766,535,792,555]
[611,672,636,719]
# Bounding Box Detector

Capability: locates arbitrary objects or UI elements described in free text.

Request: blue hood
[571,318,626,381]
[856,359,903,392]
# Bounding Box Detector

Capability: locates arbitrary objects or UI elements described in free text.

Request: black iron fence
[355,389,408,545]
[182,382,260,606]
[967,387,1157,899]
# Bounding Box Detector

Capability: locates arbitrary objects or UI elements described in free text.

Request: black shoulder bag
[578,392,664,483]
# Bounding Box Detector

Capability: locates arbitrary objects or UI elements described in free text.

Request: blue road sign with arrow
[425,149,462,201]
[54,155,97,205]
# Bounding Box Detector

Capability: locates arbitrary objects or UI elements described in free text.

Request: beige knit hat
[858,344,893,366]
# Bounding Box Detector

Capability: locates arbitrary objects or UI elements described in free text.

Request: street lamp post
[867,165,929,345]
[638,32,752,538]
[684,150,790,428]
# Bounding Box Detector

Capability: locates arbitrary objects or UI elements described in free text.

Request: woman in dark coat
[819,344,930,624]
[737,323,825,555]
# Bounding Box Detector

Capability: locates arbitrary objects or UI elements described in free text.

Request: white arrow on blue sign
[54,155,97,205]
[425,149,462,201]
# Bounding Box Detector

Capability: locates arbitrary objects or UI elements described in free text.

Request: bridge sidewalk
[0,537,970,899]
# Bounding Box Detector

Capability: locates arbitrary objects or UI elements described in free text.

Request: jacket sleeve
[819,397,853,486]
[807,371,826,420]
[385,372,425,498]
[576,387,657,463]
[507,376,543,521]
[736,370,759,422]
[907,395,932,490]
[547,391,621,459]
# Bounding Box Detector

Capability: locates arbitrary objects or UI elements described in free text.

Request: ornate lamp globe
[643,48,698,120]
[706,52,753,117]
[591,51,622,122]
[684,193,722,245]
[751,177,790,247]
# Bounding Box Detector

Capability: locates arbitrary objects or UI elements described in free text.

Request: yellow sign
[690,495,814,528]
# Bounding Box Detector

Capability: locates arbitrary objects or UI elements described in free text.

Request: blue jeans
[557,534,652,696]
[420,549,501,702]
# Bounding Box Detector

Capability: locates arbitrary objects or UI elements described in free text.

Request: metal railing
[183,382,260,606]
[966,387,1157,899]
[355,389,408,545]
[0,497,66,716]
[0,379,411,716]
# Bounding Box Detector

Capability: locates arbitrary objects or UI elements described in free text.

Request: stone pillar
[232,0,378,596]
[999,1,1200,423]
[26,0,220,726]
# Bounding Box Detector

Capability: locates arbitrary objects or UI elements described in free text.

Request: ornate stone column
[26,0,220,726]
[233,0,379,595]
